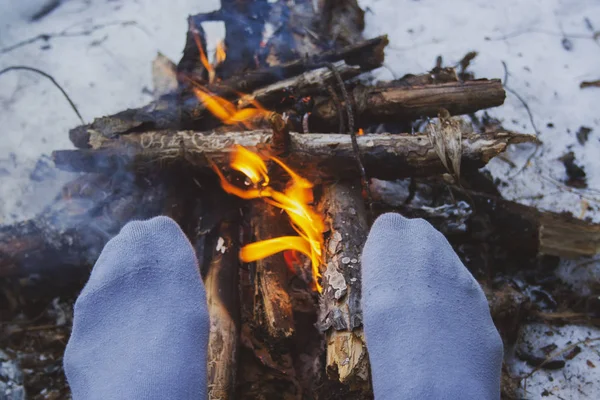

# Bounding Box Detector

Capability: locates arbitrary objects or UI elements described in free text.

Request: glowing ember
[211,145,325,292]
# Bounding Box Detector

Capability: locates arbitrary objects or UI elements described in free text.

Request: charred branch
[55,130,537,181]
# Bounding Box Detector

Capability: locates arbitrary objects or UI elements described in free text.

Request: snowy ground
[2,0,600,398]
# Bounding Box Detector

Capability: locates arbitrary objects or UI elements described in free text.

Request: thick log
[203,220,240,400]
[371,180,600,258]
[68,35,388,145]
[467,189,600,258]
[310,79,506,129]
[53,130,537,181]
[318,181,370,388]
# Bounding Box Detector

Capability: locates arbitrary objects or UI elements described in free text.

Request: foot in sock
[63,216,209,400]
[361,213,503,399]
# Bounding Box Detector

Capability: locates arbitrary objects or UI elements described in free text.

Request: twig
[0,20,144,55]
[326,85,346,134]
[521,336,600,391]
[6,324,66,336]
[0,66,84,124]
[326,62,373,216]
[501,61,541,178]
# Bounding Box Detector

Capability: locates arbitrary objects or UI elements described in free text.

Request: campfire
[2,0,600,399]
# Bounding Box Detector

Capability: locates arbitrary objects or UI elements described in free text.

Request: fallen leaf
[152,52,178,99]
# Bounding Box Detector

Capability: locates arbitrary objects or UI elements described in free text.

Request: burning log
[318,181,370,389]
[250,202,295,339]
[310,79,506,129]
[53,130,536,181]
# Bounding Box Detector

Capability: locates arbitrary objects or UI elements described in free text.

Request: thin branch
[326,85,346,134]
[0,66,84,124]
[326,62,373,217]
[501,61,541,178]
[520,336,600,391]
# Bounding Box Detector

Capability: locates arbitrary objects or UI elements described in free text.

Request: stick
[53,130,536,181]
[318,181,370,388]
[0,66,84,124]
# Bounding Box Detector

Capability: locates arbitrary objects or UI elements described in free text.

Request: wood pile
[2,1,600,399]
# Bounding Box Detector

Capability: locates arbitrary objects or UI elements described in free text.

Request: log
[318,181,370,389]
[371,179,600,259]
[203,220,240,400]
[233,201,301,399]
[466,189,600,258]
[53,130,537,181]
[310,79,506,130]
[68,35,388,145]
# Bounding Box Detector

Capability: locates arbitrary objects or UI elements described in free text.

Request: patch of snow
[507,323,600,399]
[359,0,600,222]
[0,0,221,223]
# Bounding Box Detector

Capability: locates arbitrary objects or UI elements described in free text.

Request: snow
[2,0,600,398]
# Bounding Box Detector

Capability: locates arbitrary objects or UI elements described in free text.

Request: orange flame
[215,41,226,66]
[357,128,364,136]
[191,26,226,83]
[212,145,324,292]
[191,28,214,80]
[193,86,270,129]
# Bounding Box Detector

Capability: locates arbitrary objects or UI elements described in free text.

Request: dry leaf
[152,52,178,99]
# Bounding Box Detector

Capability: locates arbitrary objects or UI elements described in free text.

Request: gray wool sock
[362,213,503,399]
[64,216,209,400]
